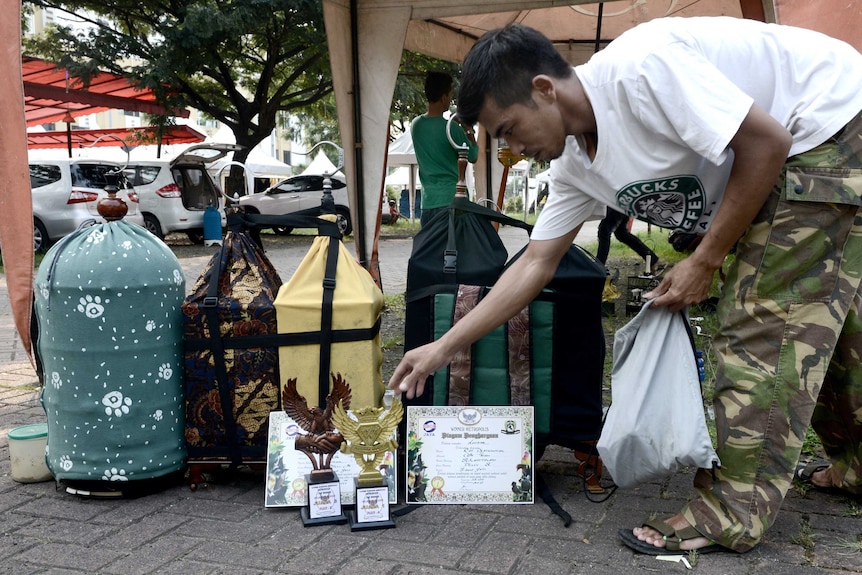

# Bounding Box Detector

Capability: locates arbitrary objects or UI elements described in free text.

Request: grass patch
[381,335,404,349]
[383,293,405,317]
[801,425,824,460]
[380,217,421,237]
[578,227,675,265]
[834,535,862,555]
[843,499,862,518]
[791,516,816,563]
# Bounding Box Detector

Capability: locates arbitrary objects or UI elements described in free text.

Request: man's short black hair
[425,71,454,103]
[457,24,572,125]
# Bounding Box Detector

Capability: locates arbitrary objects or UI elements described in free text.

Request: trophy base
[348,509,395,531]
[300,506,348,527]
[349,477,395,531]
[301,472,347,527]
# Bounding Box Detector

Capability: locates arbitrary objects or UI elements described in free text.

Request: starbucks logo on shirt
[616,175,705,231]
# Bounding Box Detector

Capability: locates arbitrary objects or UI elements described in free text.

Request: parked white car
[124,143,241,242]
[237,172,352,235]
[29,158,143,252]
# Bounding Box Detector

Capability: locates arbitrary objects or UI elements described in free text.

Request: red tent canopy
[27,124,206,150]
[23,56,188,127]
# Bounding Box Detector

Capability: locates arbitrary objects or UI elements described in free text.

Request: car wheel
[336,207,352,236]
[273,226,293,235]
[143,214,164,239]
[186,229,205,244]
[34,219,49,253]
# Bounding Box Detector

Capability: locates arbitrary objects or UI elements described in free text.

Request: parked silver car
[29,158,143,252]
[237,172,352,236]
[124,143,241,242]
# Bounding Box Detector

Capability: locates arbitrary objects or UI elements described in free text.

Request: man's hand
[387,230,578,400]
[387,341,454,400]
[644,254,717,313]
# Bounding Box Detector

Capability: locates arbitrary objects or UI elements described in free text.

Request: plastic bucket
[8,423,52,483]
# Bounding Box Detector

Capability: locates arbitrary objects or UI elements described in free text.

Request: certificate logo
[423,420,437,433]
[457,408,482,426]
[284,423,300,437]
[501,420,521,435]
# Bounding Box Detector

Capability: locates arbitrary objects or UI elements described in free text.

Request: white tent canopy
[241,150,293,179]
[388,130,416,166]
[386,131,420,218]
[385,166,412,187]
[206,125,293,180]
[301,149,340,175]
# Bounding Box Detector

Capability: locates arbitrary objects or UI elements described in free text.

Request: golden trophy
[282,373,352,526]
[332,397,403,530]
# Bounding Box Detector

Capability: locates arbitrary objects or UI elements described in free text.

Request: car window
[271,175,344,194]
[302,175,345,191]
[71,164,121,188]
[125,166,161,186]
[272,179,304,194]
[174,167,216,209]
[184,168,206,189]
[29,164,62,189]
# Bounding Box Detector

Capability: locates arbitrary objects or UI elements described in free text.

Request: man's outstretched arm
[388,227,579,399]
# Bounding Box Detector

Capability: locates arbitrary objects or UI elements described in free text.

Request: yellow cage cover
[276,235,384,409]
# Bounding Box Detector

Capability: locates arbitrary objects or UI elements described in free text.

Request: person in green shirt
[411,71,479,226]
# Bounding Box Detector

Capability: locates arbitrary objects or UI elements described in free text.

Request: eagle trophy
[331,397,403,486]
[282,373,352,477]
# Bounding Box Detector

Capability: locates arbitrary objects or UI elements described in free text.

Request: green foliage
[271,49,463,146]
[293,93,340,157]
[390,51,463,133]
[504,195,524,213]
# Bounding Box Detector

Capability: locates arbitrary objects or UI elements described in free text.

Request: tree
[292,49,463,151]
[25,0,332,194]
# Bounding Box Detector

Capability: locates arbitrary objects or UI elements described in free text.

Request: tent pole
[594,2,604,53]
[66,119,72,158]
[350,0,368,268]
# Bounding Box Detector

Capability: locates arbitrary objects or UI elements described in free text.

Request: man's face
[478,94,567,163]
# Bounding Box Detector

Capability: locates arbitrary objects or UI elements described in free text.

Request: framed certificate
[264,411,397,508]
[405,406,534,504]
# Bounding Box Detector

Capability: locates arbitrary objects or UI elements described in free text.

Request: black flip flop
[794,460,846,495]
[618,519,726,556]
[795,460,830,484]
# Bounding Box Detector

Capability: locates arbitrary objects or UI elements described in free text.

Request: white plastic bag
[597,300,719,489]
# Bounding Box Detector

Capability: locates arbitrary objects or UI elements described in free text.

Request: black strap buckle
[322,277,336,290]
[202,296,219,308]
[443,249,457,274]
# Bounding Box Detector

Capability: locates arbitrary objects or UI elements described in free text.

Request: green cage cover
[35,221,186,490]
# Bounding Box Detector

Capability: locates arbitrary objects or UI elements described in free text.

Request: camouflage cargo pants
[683,112,862,553]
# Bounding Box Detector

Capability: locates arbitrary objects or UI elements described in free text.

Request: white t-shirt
[532,16,862,241]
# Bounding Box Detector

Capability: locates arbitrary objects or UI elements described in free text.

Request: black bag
[404,197,607,450]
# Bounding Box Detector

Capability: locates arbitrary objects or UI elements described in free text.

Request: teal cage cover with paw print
[34,220,186,496]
